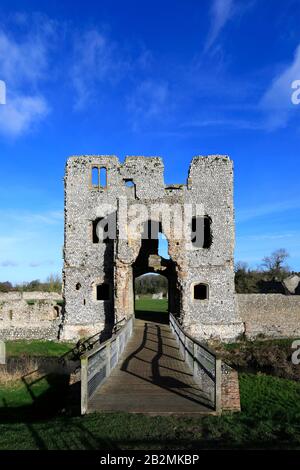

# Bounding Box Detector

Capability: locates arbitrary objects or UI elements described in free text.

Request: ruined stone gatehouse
[62,155,244,341]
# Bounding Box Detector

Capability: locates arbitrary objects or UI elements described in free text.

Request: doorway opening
[134,273,168,324]
[132,219,180,324]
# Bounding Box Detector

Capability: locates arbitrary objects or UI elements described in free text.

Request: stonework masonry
[0,292,62,340]
[0,292,299,341]
[62,155,244,342]
[1,156,299,343]
[237,294,300,339]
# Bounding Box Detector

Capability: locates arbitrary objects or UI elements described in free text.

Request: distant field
[135,297,168,312]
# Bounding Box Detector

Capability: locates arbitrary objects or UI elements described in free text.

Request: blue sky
[0,0,300,283]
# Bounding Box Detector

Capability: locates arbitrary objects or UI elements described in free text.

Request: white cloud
[0,209,63,225]
[0,21,54,137]
[239,233,295,241]
[0,260,18,267]
[127,80,169,130]
[205,0,234,52]
[0,209,63,282]
[180,117,262,130]
[260,44,300,130]
[0,95,49,137]
[237,200,300,222]
[0,30,48,86]
[71,30,128,110]
[29,260,54,268]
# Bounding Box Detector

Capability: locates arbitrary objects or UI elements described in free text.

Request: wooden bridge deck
[88,316,214,415]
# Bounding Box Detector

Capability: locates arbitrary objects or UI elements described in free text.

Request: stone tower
[62,155,243,341]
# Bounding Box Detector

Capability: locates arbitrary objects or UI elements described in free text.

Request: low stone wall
[1,291,300,341]
[237,294,300,340]
[0,292,63,340]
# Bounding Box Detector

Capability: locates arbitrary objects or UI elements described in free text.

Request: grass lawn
[0,371,300,449]
[0,374,70,421]
[135,296,168,313]
[1,298,299,449]
[5,340,74,357]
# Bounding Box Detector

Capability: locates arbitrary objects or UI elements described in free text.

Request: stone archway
[131,220,181,319]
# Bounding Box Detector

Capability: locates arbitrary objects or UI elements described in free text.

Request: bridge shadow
[120,319,213,410]
[135,309,169,324]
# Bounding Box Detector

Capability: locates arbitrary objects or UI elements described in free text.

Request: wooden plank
[88,318,214,415]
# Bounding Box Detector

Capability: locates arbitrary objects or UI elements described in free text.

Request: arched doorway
[134,273,168,324]
[132,219,180,324]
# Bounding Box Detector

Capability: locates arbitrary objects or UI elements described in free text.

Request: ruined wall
[1,291,300,341]
[63,154,244,342]
[0,292,62,340]
[63,156,119,340]
[184,156,243,342]
[237,294,300,339]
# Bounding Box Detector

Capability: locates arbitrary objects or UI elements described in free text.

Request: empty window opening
[92,213,116,243]
[125,179,134,187]
[83,299,86,306]
[92,167,99,187]
[91,166,107,188]
[53,306,60,317]
[124,179,136,198]
[194,283,209,300]
[191,216,212,248]
[158,232,170,259]
[92,217,109,243]
[100,167,107,187]
[96,283,110,301]
[75,282,81,290]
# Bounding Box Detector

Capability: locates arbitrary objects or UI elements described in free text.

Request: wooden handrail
[169,312,222,413]
[83,315,134,359]
[81,315,134,414]
[169,312,219,358]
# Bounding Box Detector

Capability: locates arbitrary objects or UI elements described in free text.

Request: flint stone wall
[0,292,62,340]
[237,294,300,339]
[0,291,300,341]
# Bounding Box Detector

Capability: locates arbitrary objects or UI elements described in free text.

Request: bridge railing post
[116,334,120,362]
[193,342,196,378]
[106,342,111,377]
[215,358,222,414]
[81,356,88,415]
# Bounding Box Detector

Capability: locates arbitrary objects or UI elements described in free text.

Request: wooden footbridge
[80,313,222,416]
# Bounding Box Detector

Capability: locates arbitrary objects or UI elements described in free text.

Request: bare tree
[261,248,290,280]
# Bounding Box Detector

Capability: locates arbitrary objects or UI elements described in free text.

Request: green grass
[223,337,296,351]
[1,300,299,449]
[6,340,74,357]
[135,297,168,312]
[0,372,300,449]
[0,374,70,422]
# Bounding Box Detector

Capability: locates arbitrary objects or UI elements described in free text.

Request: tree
[261,248,290,280]
[0,281,13,292]
[135,274,167,295]
[46,274,62,293]
[234,262,261,293]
